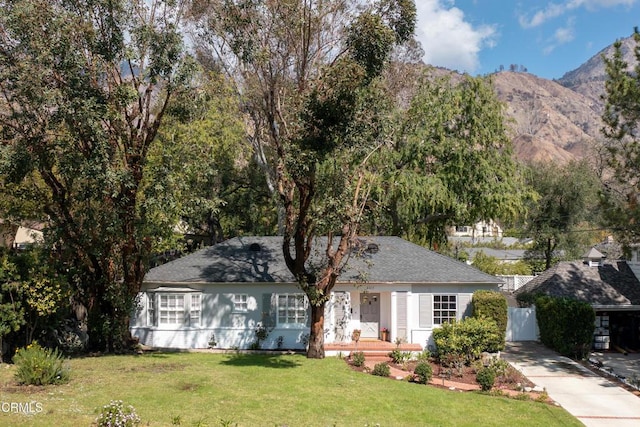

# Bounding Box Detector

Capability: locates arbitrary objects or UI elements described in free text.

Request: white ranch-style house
[131,236,502,351]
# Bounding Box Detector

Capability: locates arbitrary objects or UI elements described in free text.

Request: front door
[360,293,380,339]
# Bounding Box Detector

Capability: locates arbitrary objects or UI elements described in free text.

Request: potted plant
[380,327,389,342]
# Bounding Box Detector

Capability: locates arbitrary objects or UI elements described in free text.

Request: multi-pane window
[233,294,248,312]
[277,294,307,325]
[433,295,457,325]
[190,294,201,326]
[159,294,184,324]
[149,293,201,327]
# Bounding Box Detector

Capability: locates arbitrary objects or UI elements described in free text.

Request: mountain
[488,35,638,164]
[492,71,600,164]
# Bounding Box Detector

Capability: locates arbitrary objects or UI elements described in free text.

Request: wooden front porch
[325,339,423,357]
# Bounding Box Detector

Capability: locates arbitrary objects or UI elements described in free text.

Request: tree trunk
[307,303,326,359]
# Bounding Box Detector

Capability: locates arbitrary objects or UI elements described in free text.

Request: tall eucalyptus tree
[0,0,193,350]
[190,0,416,358]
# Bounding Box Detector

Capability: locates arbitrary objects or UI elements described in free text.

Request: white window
[190,294,201,326]
[233,294,248,312]
[433,295,457,325]
[159,294,184,324]
[277,294,308,326]
[149,292,201,327]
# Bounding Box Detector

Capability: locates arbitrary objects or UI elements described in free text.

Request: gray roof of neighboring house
[466,248,527,261]
[144,236,502,285]
[449,236,522,246]
[514,260,640,306]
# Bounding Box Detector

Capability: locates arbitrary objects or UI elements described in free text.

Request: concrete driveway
[504,342,640,427]
[589,348,640,385]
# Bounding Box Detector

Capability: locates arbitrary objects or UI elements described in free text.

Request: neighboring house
[131,236,502,351]
[515,248,640,352]
[466,248,527,264]
[449,220,503,240]
[0,220,44,249]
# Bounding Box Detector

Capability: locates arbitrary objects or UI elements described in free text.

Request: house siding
[131,282,499,350]
[408,283,496,349]
[132,283,311,350]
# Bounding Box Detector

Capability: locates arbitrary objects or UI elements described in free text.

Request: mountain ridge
[473,34,637,164]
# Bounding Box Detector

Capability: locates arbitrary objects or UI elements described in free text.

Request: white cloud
[519,0,637,28]
[415,0,497,73]
[542,17,576,54]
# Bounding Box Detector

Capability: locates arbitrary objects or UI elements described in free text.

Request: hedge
[535,295,595,359]
[432,317,503,364]
[471,290,507,350]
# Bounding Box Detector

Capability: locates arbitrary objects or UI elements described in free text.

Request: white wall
[132,283,310,350]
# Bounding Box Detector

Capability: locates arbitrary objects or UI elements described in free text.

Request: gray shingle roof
[144,236,501,285]
[466,248,527,261]
[514,260,640,306]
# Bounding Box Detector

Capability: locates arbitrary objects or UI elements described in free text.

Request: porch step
[325,340,423,357]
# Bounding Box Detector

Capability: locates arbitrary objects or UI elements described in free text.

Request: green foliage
[367,74,527,248]
[351,351,366,367]
[516,291,544,308]
[0,249,72,359]
[149,72,269,246]
[476,367,496,391]
[519,161,602,269]
[190,0,418,358]
[415,349,432,362]
[432,317,503,365]
[13,341,69,385]
[602,29,640,243]
[0,256,25,353]
[535,295,595,359]
[0,0,192,351]
[472,290,508,346]
[96,400,141,427]
[472,251,533,275]
[388,348,412,364]
[413,362,433,384]
[371,362,390,377]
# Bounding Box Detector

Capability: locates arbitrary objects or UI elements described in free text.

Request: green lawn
[0,351,581,427]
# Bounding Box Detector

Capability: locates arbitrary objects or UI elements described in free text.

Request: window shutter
[419,294,432,328]
[262,293,276,327]
[396,292,407,339]
[458,294,472,320]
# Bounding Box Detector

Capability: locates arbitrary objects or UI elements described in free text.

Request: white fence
[506,307,538,342]
[497,275,536,292]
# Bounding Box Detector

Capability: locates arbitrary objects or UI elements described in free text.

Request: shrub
[388,348,411,365]
[371,362,390,377]
[351,351,365,367]
[472,290,507,350]
[415,349,432,362]
[432,317,502,364]
[96,400,141,427]
[413,362,433,384]
[13,341,69,386]
[476,367,495,391]
[535,295,595,359]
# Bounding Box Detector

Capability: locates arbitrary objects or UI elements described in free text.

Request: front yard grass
[0,351,581,426]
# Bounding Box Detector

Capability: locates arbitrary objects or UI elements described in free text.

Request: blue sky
[415,0,640,79]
